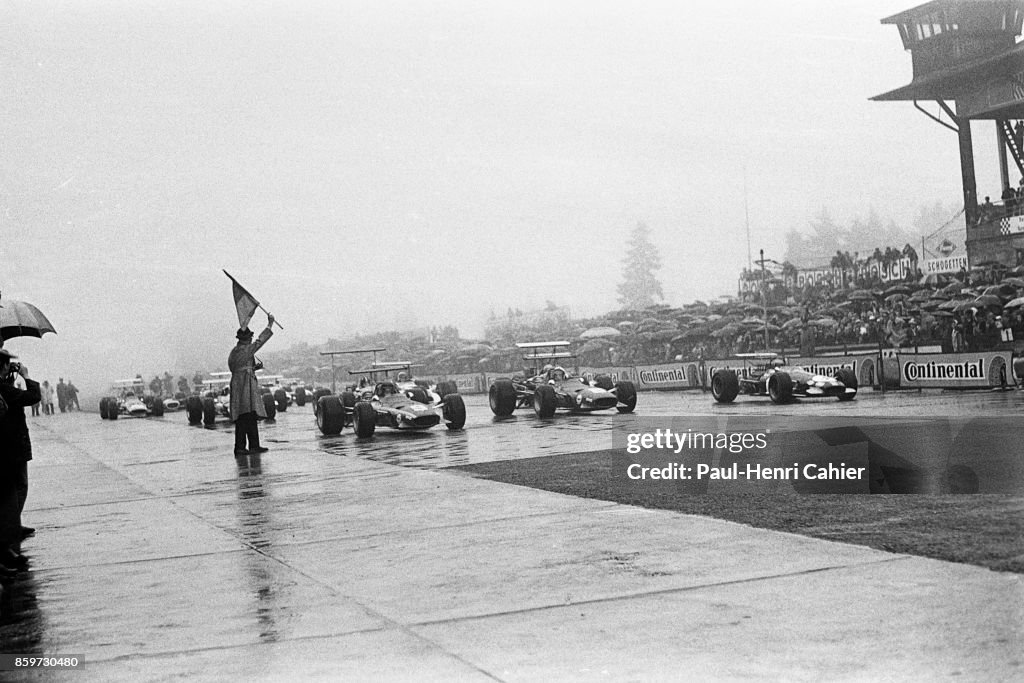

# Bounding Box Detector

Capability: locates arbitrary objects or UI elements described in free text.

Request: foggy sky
[1,0,1006,399]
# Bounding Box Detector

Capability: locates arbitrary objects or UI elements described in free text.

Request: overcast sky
[0,0,1009,395]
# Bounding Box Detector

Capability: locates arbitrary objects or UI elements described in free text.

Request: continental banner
[633,363,702,390]
[578,367,639,384]
[896,352,1014,389]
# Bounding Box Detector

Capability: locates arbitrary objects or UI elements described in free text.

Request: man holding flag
[225,271,278,456]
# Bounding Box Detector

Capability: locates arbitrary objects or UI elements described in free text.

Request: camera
[9,362,20,373]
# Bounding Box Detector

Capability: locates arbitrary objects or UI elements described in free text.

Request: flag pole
[223,269,283,329]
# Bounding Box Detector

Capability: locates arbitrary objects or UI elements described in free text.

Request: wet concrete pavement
[1,397,1022,681]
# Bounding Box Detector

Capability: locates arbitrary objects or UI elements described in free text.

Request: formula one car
[100,380,173,419]
[710,353,858,404]
[488,341,637,417]
[315,363,466,437]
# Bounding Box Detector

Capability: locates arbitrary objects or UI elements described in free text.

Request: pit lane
[193,387,1024,471]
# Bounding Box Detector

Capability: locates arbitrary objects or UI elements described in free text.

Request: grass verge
[452,449,1024,574]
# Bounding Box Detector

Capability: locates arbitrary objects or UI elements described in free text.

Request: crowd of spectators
[247,248,1024,381]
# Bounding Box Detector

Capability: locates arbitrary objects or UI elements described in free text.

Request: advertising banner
[633,363,702,390]
[578,366,639,384]
[434,373,486,394]
[896,352,1014,389]
[923,256,968,274]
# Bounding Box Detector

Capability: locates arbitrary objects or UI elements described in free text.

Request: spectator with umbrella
[0,348,40,576]
[0,293,55,569]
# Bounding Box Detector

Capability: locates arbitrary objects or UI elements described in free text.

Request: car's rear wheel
[444,394,466,430]
[202,397,217,426]
[835,368,858,401]
[615,381,637,413]
[489,379,517,416]
[150,398,165,417]
[316,395,346,435]
[274,388,288,411]
[186,396,203,424]
[294,387,307,407]
[533,384,556,418]
[108,401,118,420]
[353,401,376,438]
[711,370,739,403]
[99,397,110,419]
[262,393,277,420]
[768,372,794,404]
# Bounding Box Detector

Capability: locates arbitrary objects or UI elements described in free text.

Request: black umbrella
[0,298,57,341]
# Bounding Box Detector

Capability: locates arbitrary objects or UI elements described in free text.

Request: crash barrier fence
[424,349,1020,394]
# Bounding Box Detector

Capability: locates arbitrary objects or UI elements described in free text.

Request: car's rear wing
[349,364,411,377]
[521,351,576,361]
[516,341,570,349]
[733,352,779,359]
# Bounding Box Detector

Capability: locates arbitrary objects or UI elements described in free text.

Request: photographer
[0,349,40,574]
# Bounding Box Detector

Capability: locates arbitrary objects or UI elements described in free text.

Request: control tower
[873,0,1024,266]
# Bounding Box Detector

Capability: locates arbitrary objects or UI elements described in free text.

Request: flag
[224,271,260,329]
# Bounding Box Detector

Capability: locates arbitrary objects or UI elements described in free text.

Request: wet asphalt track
[189,387,1024,471]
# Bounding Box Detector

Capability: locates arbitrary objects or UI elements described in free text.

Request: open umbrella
[1001,277,1024,288]
[973,295,1003,308]
[579,326,621,339]
[883,284,913,297]
[1004,297,1024,309]
[781,318,803,330]
[848,290,876,301]
[0,299,57,341]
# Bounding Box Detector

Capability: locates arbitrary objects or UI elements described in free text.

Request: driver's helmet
[396,371,409,382]
[769,358,785,368]
[550,366,567,381]
[377,382,397,396]
[541,364,553,375]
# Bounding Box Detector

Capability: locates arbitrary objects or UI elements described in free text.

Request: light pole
[759,249,769,350]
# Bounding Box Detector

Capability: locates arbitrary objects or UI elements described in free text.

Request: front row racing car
[710,353,858,404]
[315,367,466,438]
[488,342,637,417]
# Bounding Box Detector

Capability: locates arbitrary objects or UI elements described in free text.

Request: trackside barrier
[895,351,1016,389]
[632,363,702,390]
[578,366,640,384]
[430,373,487,395]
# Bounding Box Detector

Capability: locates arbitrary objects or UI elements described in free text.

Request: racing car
[488,341,637,418]
[314,363,466,437]
[100,379,173,419]
[710,353,858,404]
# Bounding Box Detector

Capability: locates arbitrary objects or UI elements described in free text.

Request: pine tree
[616,222,664,309]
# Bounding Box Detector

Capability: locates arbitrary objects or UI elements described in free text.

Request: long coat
[228,327,273,421]
[0,378,41,464]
